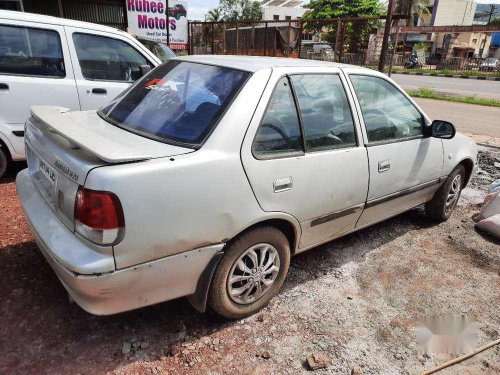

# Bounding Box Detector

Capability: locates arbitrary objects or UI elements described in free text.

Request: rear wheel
[208,226,290,319]
[425,164,465,222]
[0,147,7,180]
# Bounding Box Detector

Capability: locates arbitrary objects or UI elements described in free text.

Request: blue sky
[188,0,220,20]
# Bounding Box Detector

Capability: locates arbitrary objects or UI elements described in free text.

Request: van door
[0,20,79,157]
[241,68,369,251]
[65,27,156,111]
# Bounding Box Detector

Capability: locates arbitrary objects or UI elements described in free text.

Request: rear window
[99,61,250,146]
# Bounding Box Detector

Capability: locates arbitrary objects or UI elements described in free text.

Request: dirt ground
[1,148,499,375]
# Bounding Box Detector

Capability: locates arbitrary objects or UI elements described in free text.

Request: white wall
[432,0,477,26]
[262,6,305,21]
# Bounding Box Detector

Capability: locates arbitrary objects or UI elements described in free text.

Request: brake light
[74,187,125,245]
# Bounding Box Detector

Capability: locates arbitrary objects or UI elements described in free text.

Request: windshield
[99,61,250,146]
[149,41,176,62]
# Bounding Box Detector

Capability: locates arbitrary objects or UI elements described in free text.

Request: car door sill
[365,178,443,208]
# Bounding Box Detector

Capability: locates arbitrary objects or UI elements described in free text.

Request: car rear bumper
[16,169,224,315]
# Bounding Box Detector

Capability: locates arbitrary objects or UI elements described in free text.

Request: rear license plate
[38,157,57,188]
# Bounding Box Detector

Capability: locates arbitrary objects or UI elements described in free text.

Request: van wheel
[0,148,7,179]
[425,164,465,222]
[208,226,290,319]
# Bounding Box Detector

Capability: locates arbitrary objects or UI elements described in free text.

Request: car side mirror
[430,120,456,139]
[140,65,152,77]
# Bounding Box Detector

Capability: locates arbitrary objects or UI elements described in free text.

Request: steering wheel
[362,108,394,137]
[260,123,293,148]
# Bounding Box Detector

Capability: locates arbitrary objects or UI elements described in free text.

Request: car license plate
[38,157,57,188]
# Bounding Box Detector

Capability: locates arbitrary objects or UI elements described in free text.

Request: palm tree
[206,8,222,22]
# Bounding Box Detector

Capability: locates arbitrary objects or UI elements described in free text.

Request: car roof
[174,55,372,73]
[0,10,127,36]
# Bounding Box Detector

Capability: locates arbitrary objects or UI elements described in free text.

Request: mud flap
[187,251,224,312]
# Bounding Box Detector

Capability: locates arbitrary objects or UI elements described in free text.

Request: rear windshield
[99,61,250,146]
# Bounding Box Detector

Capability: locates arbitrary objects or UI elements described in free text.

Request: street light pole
[166,0,170,46]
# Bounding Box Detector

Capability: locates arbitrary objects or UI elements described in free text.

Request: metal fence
[390,54,500,73]
[188,17,389,65]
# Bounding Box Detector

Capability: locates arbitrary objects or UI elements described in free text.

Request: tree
[302,0,383,20]
[302,0,383,53]
[218,0,263,22]
[490,17,500,26]
[206,8,222,22]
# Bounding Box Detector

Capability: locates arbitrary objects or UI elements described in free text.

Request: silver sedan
[17,56,478,319]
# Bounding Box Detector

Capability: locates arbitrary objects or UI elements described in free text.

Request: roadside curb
[393,71,500,81]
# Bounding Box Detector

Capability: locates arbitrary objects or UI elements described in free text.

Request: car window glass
[253,77,303,157]
[350,75,424,143]
[73,33,152,82]
[0,25,65,77]
[100,61,249,145]
[291,74,356,151]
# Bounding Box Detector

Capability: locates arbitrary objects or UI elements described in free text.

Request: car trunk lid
[25,106,194,232]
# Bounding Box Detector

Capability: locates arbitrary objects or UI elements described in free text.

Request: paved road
[414,98,500,139]
[392,74,500,100]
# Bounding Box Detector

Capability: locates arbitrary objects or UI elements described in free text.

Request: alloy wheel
[227,243,280,305]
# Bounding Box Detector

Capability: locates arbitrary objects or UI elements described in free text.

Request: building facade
[260,0,306,21]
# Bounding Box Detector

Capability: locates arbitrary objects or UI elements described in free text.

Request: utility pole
[166,0,170,46]
[378,0,395,72]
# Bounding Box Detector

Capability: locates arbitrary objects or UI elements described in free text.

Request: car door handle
[378,160,390,173]
[91,88,107,94]
[0,83,9,90]
[273,177,292,193]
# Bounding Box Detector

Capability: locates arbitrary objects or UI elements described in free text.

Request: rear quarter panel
[84,69,302,269]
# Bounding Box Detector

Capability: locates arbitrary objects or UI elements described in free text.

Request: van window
[73,33,152,82]
[0,25,65,78]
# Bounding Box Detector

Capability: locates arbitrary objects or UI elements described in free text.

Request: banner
[126,0,188,49]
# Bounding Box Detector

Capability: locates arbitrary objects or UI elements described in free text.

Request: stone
[141,341,150,349]
[306,352,330,370]
[351,367,363,375]
[122,342,132,354]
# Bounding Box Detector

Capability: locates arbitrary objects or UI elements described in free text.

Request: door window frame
[69,31,154,83]
[0,23,66,79]
[251,72,359,160]
[347,73,429,147]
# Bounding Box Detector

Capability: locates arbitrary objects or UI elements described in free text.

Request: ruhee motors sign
[126,0,188,49]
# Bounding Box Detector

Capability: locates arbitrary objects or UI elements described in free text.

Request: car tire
[425,164,465,222]
[0,147,7,180]
[208,226,290,319]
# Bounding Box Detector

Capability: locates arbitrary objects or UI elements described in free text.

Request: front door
[65,27,155,111]
[347,74,444,228]
[241,69,369,250]
[0,21,79,156]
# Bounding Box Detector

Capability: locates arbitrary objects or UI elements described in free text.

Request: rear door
[65,27,156,110]
[346,72,444,227]
[241,67,369,250]
[0,20,79,156]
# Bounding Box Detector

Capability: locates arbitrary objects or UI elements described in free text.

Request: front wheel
[0,147,7,179]
[425,164,465,222]
[208,226,290,319]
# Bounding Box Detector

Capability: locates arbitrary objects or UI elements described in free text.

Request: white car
[0,10,161,178]
[17,56,478,319]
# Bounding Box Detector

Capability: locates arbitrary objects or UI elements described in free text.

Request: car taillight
[74,187,125,245]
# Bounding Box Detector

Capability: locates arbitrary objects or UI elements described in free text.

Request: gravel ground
[0,148,499,375]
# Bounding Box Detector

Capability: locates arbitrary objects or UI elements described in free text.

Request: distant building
[406,0,492,59]
[260,0,306,21]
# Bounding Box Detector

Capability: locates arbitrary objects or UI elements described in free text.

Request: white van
[0,10,161,178]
